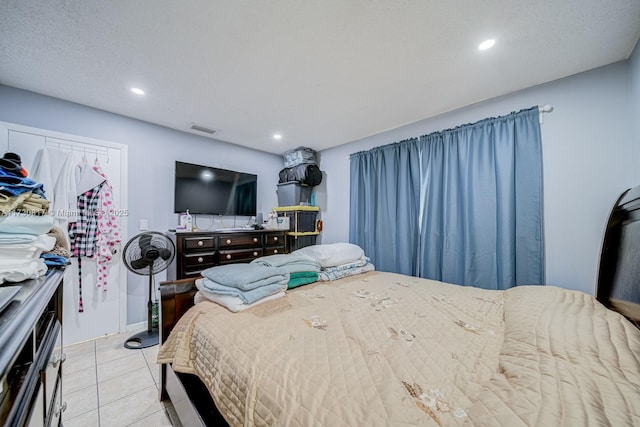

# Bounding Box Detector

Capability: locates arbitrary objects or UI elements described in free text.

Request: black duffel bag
[279,164,323,187]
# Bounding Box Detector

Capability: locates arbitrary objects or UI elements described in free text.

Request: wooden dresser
[167,230,286,280]
[0,269,65,427]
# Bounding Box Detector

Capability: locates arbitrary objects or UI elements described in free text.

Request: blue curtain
[349,107,543,289]
[349,140,421,275]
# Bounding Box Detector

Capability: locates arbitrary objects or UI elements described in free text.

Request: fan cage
[123,231,175,276]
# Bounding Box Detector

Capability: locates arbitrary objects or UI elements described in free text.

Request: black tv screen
[174,161,257,216]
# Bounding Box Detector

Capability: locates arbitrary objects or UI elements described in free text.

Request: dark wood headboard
[597,185,640,328]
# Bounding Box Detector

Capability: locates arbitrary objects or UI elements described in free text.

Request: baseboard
[126,321,147,332]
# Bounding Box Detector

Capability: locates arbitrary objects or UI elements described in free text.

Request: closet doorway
[0,121,128,346]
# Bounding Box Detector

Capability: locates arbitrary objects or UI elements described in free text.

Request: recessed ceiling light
[273,134,282,140]
[131,87,145,95]
[478,39,496,51]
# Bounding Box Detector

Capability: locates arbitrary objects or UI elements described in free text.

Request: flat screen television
[174,161,257,216]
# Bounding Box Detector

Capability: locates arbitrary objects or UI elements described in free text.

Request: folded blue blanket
[200,277,288,304]
[201,263,289,291]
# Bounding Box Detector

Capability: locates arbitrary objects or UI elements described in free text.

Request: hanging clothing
[92,161,121,290]
[68,181,104,312]
[76,257,84,312]
[31,147,78,231]
[67,159,120,311]
[69,181,104,258]
[76,160,106,195]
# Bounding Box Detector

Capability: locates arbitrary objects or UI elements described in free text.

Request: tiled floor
[61,330,173,427]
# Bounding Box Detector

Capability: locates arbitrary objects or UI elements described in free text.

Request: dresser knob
[226,254,232,260]
[274,236,278,241]
[197,240,204,246]
[273,249,278,254]
[253,237,258,243]
[197,257,203,263]
[253,251,258,257]
[226,239,231,244]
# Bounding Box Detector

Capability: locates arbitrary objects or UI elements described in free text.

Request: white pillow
[294,243,365,268]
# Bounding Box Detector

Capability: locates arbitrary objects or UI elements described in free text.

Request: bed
[157,186,640,426]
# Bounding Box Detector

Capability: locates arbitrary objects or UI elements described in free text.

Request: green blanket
[288,271,319,289]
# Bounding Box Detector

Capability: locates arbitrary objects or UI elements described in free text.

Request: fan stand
[124,266,158,349]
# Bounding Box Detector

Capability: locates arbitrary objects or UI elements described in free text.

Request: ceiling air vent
[189,123,217,135]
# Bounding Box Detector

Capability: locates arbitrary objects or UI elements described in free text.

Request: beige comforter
[158,271,640,426]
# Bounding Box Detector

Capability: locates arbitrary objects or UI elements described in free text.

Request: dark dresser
[0,269,65,427]
[167,230,286,280]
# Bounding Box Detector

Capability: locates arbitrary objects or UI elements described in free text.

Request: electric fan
[122,231,175,349]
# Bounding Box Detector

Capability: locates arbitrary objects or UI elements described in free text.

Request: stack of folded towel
[251,252,320,289]
[0,152,58,283]
[293,242,375,281]
[195,263,290,312]
[0,153,50,216]
[0,212,56,282]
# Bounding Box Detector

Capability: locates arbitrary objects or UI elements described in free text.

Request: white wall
[630,41,640,183]
[319,61,635,295]
[0,85,283,325]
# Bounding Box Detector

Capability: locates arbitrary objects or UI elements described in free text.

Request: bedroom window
[349,107,544,290]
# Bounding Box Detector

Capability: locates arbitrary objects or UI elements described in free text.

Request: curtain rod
[346,104,554,160]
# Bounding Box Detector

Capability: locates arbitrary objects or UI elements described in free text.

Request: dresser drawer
[218,248,263,264]
[183,252,217,268]
[219,234,262,248]
[264,233,285,246]
[183,236,216,250]
[264,246,285,255]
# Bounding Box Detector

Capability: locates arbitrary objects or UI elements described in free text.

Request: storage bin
[277,182,312,207]
[287,234,317,252]
[276,209,317,232]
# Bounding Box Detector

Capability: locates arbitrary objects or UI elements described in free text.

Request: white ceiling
[1,1,639,155]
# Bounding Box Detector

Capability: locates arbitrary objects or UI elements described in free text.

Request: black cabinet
[0,269,65,427]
